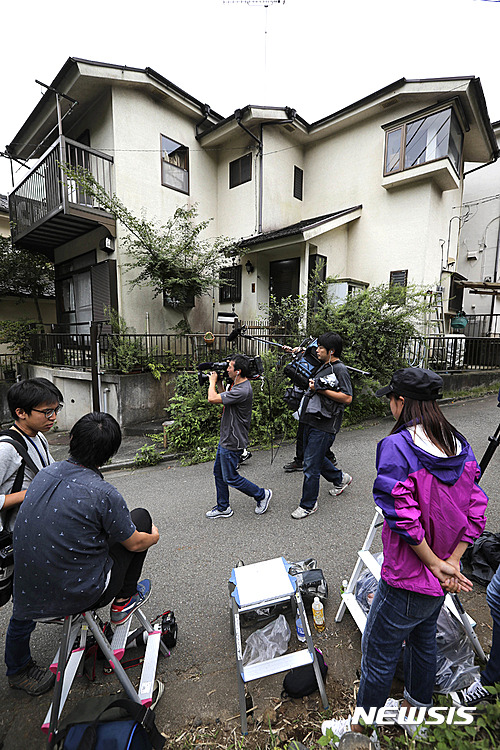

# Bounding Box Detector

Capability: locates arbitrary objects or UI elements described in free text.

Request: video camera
[283,338,322,390]
[197,355,264,385]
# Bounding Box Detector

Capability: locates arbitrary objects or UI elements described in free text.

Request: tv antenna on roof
[223,0,285,96]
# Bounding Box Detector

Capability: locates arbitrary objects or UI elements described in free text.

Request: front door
[269,258,300,303]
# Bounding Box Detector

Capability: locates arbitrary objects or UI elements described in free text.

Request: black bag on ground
[281,647,328,698]
[55,695,165,749]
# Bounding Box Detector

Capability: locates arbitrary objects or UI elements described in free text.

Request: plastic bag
[242,614,291,667]
[434,606,480,693]
[355,553,383,614]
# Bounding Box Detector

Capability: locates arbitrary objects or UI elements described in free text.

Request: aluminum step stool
[335,506,486,661]
[229,557,329,735]
[43,605,169,748]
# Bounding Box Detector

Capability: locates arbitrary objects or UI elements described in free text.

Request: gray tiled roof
[239,206,362,247]
[0,194,8,213]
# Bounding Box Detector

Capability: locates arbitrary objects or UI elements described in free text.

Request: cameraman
[291,332,353,519]
[205,355,272,519]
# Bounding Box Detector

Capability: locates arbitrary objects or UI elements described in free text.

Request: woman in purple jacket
[326,367,488,742]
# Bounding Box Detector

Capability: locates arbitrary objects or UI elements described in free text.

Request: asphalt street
[0,394,499,747]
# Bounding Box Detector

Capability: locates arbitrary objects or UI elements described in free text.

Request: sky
[1,0,499,193]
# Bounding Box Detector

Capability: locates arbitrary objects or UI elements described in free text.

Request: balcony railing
[9,136,114,250]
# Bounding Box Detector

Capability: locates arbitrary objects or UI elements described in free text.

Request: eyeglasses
[32,405,64,419]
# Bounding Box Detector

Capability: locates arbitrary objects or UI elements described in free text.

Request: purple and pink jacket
[373,428,488,597]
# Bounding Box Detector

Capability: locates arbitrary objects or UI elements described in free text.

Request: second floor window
[161,134,189,194]
[293,166,304,200]
[384,107,463,177]
[229,154,252,189]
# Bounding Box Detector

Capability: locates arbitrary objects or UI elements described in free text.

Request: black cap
[376,367,443,401]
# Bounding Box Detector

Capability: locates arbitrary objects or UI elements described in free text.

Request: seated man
[5,412,159,696]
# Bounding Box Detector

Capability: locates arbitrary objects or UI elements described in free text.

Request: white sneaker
[205,505,234,518]
[255,489,272,515]
[329,472,353,496]
[291,502,318,519]
[321,717,352,746]
[383,698,428,738]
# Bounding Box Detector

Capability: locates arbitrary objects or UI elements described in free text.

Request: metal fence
[0,355,18,381]
[405,335,500,372]
[463,314,500,337]
[26,327,294,373]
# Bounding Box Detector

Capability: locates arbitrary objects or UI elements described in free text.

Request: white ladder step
[341,593,368,633]
[111,618,133,661]
[358,550,382,580]
[242,649,313,682]
[41,648,85,733]
[138,625,162,706]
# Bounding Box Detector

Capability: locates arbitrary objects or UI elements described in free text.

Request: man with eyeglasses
[0,377,63,695]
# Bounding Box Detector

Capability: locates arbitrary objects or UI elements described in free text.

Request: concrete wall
[17,365,177,430]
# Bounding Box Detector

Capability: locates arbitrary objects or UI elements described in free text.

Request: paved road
[1,394,499,746]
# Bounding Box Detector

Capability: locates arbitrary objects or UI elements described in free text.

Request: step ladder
[335,506,486,662]
[230,557,328,735]
[43,605,169,746]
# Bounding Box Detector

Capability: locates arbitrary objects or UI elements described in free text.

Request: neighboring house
[0,194,56,343]
[5,58,498,336]
[456,121,500,333]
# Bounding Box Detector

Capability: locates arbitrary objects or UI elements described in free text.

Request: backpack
[0,430,40,606]
[282,647,328,698]
[54,695,165,749]
[0,429,40,493]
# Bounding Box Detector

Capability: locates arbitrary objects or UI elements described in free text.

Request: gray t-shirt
[0,430,53,532]
[219,379,253,451]
[13,459,136,620]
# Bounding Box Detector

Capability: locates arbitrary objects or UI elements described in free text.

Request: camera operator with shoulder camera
[205,355,272,519]
[291,332,353,519]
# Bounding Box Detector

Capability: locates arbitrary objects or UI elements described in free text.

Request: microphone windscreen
[227,326,242,343]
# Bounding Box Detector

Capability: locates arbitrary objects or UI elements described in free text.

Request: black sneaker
[283,459,303,472]
[8,659,55,696]
[240,449,252,463]
[451,678,496,707]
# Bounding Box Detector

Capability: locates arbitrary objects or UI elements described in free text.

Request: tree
[0,235,54,323]
[61,164,238,332]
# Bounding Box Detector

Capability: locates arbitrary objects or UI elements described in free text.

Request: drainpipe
[235,107,297,235]
[235,110,264,233]
[488,217,500,334]
[195,104,212,138]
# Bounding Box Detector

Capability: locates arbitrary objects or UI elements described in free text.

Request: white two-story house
[6,58,498,335]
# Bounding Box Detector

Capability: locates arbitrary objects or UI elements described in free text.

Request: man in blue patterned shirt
[5,412,159,696]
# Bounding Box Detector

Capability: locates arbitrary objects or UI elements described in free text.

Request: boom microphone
[227,325,247,343]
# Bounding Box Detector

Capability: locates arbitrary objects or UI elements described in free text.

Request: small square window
[229,154,252,189]
[389,269,408,287]
[293,166,303,200]
[161,134,189,194]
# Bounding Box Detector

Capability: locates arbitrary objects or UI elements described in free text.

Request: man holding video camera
[291,332,353,519]
[205,355,272,519]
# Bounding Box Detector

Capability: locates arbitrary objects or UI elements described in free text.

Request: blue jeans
[357,579,445,709]
[5,617,36,676]
[299,426,342,510]
[213,444,265,510]
[482,565,500,686]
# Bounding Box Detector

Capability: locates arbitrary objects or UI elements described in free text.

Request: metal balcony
[9,137,115,259]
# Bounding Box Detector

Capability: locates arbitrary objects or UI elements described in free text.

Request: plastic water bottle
[312,596,325,632]
[295,612,306,642]
[341,579,348,595]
